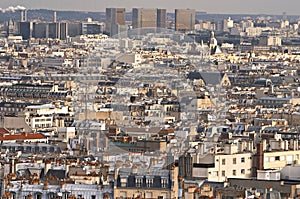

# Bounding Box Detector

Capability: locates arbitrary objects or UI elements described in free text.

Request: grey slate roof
[187,72,225,85]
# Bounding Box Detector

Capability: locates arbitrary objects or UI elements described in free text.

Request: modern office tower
[59,22,68,40]
[132,8,157,29]
[48,23,60,39]
[157,9,167,29]
[175,9,195,32]
[68,22,82,37]
[19,22,33,40]
[32,22,48,38]
[82,23,103,34]
[106,8,126,36]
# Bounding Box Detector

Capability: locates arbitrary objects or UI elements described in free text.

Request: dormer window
[161,178,168,188]
[136,177,143,187]
[120,177,127,187]
[146,178,153,187]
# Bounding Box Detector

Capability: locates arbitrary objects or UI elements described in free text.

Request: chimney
[255,142,264,172]
[284,140,289,151]
[43,181,48,190]
[262,139,267,151]
[10,158,16,174]
[294,140,299,150]
[131,165,138,174]
[114,168,119,186]
[53,11,57,23]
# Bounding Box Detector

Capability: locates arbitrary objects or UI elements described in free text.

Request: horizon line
[10,8,300,17]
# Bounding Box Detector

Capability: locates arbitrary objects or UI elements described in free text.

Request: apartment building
[114,165,179,199]
[180,142,253,182]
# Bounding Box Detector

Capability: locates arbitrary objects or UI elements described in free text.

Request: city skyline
[1,0,300,15]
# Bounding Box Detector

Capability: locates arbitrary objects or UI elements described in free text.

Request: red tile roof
[0,133,46,141]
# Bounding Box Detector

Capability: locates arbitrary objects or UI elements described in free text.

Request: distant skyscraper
[132,8,166,34]
[157,9,167,29]
[67,22,82,37]
[32,22,48,38]
[175,9,195,32]
[48,23,60,39]
[59,22,68,40]
[132,8,157,29]
[106,8,126,36]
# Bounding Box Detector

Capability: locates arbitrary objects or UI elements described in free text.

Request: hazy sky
[1,0,300,15]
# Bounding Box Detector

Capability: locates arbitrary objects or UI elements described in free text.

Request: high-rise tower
[106,8,126,36]
[175,9,195,32]
[157,9,167,29]
[132,8,157,29]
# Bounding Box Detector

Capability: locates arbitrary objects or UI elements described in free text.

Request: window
[213,171,218,176]
[233,158,236,164]
[136,178,142,187]
[222,170,225,177]
[91,196,96,199]
[146,178,153,188]
[233,170,236,176]
[145,193,153,198]
[36,194,42,199]
[275,156,280,161]
[120,191,127,198]
[222,159,226,165]
[121,178,127,187]
[161,178,168,188]
[241,157,245,163]
[241,169,245,174]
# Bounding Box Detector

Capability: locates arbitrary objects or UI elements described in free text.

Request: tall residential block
[175,9,195,32]
[106,8,126,36]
